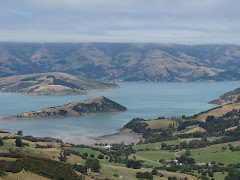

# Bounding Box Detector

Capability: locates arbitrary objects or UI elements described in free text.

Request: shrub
[0,138,3,146]
[126,160,142,169]
[151,169,158,175]
[85,158,101,172]
[15,138,22,147]
[98,154,104,159]
[136,172,153,180]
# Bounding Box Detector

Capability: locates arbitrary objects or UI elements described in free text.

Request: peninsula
[209,87,240,105]
[0,96,127,120]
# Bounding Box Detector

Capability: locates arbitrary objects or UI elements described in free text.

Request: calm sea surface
[0,81,239,139]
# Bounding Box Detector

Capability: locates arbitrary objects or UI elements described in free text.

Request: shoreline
[0,110,128,121]
[0,129,141,146]
[61,130,142,146]
[0,87,118,96]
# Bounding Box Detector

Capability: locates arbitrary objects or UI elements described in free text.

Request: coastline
[61,130,141,146]
[0,87,117,96]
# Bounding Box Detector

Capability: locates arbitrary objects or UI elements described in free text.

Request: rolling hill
[0,42,240,82]
[0,72,119,95]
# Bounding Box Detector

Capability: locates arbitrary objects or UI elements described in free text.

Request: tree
[90,154,94,158]
[0,138,3,146]
[15,138,22,147]
[200,176,209,180]
[177,155,195,165]
[126,160,142,169]
[83,153,88,157]
[221,146,227,151]
[98,154,104,159]
[85,158,101,172]
[91,159,101,172]
[208,170,214,177]
[136,172,142,178]
[206,115,215,122]
[136,172,153,180]
[143,172,153,180]
[159,158,165,163]
[168,177,177,180]
[59,153,67,162]
[151,169,158,175]
[17,130,23,136]
[161,143,167,149]
[185,150,191,156]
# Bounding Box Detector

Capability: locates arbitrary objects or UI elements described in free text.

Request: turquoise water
[0,81,239,138]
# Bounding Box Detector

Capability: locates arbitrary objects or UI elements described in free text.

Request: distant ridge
[0,42,240,82]
[0,96,127,120]
[0,72,119,95]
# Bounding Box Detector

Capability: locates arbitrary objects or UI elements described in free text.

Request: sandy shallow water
[62,131,142,145]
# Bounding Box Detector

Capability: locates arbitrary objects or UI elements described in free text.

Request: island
[0,96,127,120]
[0,72,119,95]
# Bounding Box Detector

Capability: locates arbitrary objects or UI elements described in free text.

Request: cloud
[0,0,239,44]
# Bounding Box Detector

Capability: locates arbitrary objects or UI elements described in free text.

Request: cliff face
[0,96,127,120]
[0,72,119,95]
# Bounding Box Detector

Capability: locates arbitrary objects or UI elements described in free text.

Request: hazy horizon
[0,41,239,46]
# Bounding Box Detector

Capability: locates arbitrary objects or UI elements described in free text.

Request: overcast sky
[0,0,239,44]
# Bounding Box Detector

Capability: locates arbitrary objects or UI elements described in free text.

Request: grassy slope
[0,133,202,180]
[98,165,198,180]
[144,119,178,130]
[0,170,50,180]
[178,141,240,164]
[133,138,215,150]
[133,140,181,150]
[196,103,240,121]
[65,147,100,157]
[134,150,175,161]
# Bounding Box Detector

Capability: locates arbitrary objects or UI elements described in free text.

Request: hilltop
[0,96,127,120]
[0,72,119,95]
[209,87,240,105]
[0,42,240,82]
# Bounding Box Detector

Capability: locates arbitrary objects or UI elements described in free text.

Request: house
[196,162,206,166]
[104,145,112,149]
[87,168,91,174]
[173,160,178,164]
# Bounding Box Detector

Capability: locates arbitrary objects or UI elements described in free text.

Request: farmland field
[135,150,175,161]
[144,119,178,129]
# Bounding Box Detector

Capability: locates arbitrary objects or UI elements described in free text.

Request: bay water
[0,81,239,140]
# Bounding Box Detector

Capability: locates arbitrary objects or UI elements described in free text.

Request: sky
[0,0,239,44]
